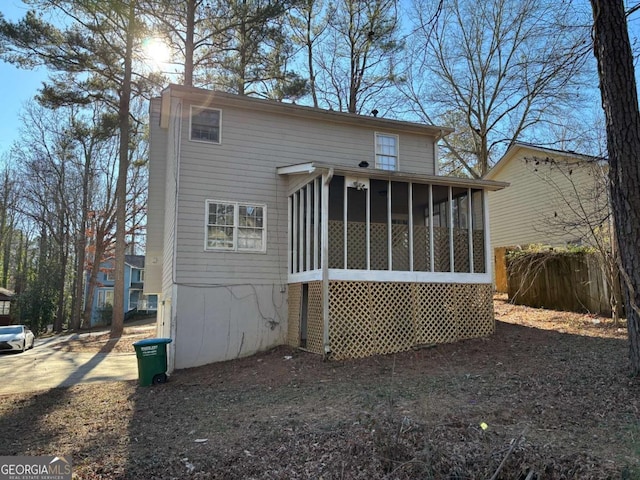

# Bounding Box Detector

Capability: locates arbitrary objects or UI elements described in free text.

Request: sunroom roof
[277,162,509,191]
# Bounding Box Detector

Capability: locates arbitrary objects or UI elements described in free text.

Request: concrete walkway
[0,323,156,395]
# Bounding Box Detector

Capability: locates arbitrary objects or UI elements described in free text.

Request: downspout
[322,168,334,358]
[168,98,182,373]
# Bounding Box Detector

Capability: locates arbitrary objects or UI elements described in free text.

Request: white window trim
[375,132,399,171]
[106,270,115,282]
[204,199,267,253]
[98,289,114,308]
[190,105,222,144]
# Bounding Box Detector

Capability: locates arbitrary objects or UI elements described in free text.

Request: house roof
[125,255,145,269]
[160,84,455,139]
[277,161,508,191]
[484,142,604,181]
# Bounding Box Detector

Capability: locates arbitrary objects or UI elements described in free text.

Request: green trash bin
[132,338,173,386]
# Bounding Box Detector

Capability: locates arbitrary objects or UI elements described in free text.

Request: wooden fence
[506,250,618,317]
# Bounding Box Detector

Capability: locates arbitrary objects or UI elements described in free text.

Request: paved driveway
[0,328,152,395]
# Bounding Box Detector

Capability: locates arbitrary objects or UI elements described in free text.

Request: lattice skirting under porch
[287,281,494,360]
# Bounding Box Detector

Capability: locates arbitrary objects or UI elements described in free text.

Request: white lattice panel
[329,281,375,360]
[325,281,494,360]
[306,282,324,354]
[287,283,302,347]
[371,283,414,354]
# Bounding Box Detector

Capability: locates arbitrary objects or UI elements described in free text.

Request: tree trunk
[82,239,106,329]
[70,156,90,331]
[111,0,135,338]
[184,0,195,87]
[306,10,318,108]
[590,0,640,374]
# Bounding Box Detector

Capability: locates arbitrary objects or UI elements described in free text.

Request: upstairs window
[191,106,221,143]
[375,133,398,170]
[206,200,266,252]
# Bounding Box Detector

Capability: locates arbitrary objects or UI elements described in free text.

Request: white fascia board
[277,163,317,175]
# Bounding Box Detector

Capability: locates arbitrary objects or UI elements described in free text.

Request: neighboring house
[0,288,14,326]
[145,84,507,372]
[485,142,609,290]
[87,254,158,326]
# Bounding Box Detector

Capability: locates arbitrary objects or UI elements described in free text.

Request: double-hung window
[98,289,114,308]
[191,106,221,143]
[206,201,266,252]
[375,133,399,171]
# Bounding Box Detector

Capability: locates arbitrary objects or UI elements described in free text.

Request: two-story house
[144,85,507,371]
[88,254,158,326]
[485,142,609,292]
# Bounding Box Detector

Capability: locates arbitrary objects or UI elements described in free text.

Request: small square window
[375,133,398,170]
[191,106,221,143]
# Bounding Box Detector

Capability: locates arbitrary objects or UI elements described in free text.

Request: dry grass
[1,296,639,479]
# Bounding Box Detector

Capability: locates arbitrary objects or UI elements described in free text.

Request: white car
[0,325,35,353]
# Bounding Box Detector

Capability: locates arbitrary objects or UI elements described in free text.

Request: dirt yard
[1,296,639,479]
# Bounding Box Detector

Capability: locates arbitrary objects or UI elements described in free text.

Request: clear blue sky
[0,2,48,157]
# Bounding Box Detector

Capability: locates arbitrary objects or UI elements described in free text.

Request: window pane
[208,203,234,226]
[208,226,234,249]
[238,228,263,250]
[192,108,220,143]
[377,155,396,170]
[239,205,263,227]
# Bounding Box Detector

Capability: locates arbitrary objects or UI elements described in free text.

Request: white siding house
[145,84,507,371]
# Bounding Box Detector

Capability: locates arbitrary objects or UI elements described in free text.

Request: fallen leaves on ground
[1,297,639,479]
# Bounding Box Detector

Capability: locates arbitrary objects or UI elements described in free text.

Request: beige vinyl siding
[171,97,436,286]
[144,98,166,294]
[161,97,182,294]
[488,152,602,252]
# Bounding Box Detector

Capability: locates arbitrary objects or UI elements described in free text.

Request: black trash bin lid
[133,338,173,347]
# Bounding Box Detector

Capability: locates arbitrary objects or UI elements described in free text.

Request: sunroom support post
[429,184,434,272]
[343,178,348,269]
[293,191,298,273]
[387,180,392,270]
[321,169,333,356]
[314,178,319,270]
[468,188,474,273]
[299,188,304,271]
[306,185,312,271]
[287,195,292,274]
[408,182,414,272]
[366,182,371,270]
[483,189,492,278]
[449,186,454,272]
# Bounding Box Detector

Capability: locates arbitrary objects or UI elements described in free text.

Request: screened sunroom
[278,163,507,360]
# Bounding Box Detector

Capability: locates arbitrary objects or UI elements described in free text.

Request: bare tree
[403,0,592,178]
[590,0,640,374]
[315,0,403,114]
[522,152,622,320]
[288,0,333,107]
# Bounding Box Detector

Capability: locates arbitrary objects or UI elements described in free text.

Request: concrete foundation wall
[173,284,287,369]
